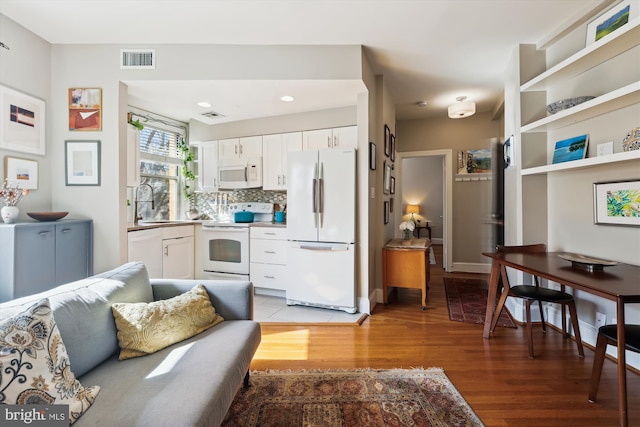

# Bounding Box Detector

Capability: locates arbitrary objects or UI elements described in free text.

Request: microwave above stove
[218,159,262,189]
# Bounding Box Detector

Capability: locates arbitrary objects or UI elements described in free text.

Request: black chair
[588,324,640,403]
[494,244,584,359]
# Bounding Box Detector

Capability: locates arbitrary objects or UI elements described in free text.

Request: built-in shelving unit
[521,149,640,175]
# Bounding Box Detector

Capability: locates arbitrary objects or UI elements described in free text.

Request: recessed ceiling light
[417,101,427,107]
[197,101,212,108]
[280,95,295,102]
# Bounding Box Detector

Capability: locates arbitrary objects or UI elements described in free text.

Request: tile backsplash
[196,189,287,219]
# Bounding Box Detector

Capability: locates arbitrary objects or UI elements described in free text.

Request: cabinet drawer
[162,225,194,239]
[250,227,286,239]
[250,239,287,264]
[250,263,287,290]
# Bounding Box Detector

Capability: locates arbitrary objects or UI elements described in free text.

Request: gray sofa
[0,262,262,426]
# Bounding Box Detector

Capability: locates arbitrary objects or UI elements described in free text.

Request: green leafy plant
[128,118,144,130]
[177,137,196,205]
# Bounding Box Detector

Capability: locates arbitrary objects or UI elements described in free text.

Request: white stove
[204,202,274,227]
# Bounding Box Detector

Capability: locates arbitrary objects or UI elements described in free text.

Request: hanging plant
[178,137,196,205]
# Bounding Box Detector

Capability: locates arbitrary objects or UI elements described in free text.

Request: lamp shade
[448,96,476,119]
[406,204,420,214]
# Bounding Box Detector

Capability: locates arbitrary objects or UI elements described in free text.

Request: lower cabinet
[250,227,287,291]
[0,220,93,302]
[128,225,194,279]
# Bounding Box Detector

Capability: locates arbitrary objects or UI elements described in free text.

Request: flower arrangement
[1,179,28,207]
[399,221,415,240]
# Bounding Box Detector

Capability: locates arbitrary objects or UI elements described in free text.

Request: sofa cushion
[0,262,154,377]
[112,284,224,360]
[0,299,100,424]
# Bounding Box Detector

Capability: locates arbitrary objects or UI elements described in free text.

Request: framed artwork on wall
[383,161,391,194]
[390,133,396,162]
[384,201,390,224]
[68,88,102,131]
[593,180,640,227]
[4,156,38,190]
[65,140,101,186]
[384,125,391,157]
[586,0,637,46]
[390,176,395,194]
[0,85,46,155]
[369,142,376,170]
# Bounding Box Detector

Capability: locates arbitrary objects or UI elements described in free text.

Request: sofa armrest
[150,279,254,320]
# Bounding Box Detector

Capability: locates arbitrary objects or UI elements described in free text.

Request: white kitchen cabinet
[303,126,357,151]
[128,225,194,279]
[127,227,163,278]
[219,136,262,165]
[197,140,219,191]
[250,226,287,291]
[126,124,140,187]
[262,132,302,190]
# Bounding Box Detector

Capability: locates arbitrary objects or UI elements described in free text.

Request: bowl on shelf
[546,96,595,114]
[27,212,69,221]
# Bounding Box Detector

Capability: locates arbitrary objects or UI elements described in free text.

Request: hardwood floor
[250,245,639,426]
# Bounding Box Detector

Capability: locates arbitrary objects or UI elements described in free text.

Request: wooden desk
[482,251,640,427]
[383,238,431,310]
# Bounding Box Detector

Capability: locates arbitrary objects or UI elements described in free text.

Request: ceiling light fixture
[448,96,476,119]
[280,95,295,102]
[197,101,212,108]
[417,101,427,108]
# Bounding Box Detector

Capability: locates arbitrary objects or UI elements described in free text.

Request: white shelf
[521,18,640,92]
[521,150,640,175]
[521,82,640,133]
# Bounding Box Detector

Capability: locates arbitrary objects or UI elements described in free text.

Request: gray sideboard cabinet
[0,219,93,302]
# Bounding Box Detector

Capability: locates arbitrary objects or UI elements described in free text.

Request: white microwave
[218,158,262,189]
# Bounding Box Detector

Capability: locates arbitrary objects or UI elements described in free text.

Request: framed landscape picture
[4,156,38,190]
[593,180,640,226]
[552,134,589,164]
[586,0,638,46]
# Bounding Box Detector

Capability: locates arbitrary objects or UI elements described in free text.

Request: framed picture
[65,140,101,186]
[383,160,391,194]
[457,148,492,174]
[552,134,589,164]
[69,88,102,131]
[369,142,376,170]
[586,0,638,46]
[390,176,395,194]
[384,125,391,158]
[390,197,394,213]
[384,201,390,224]
[390,133,396,162]
[0,85,46,155]
[4,156,38,190]
[593,180,640,227]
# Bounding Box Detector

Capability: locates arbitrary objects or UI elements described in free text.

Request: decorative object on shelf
[552,134,589,164]
[383,160,392,194]
[369,142,376,170]
[593,179,640,227]
[622,126,640,151]
[448,96,476,119]
[457,148,492,174]
[596,141,614,156]
[384,125,391,157]
[399,220,415,240]
[586,0,638,46]
[1,179,29,223]
[383,201,390,224]
[27,212,69,221]
[0,84,46,156]
[68,88,102,131]
[4,156,38,189]
[65,140,101,186]
[558,252,620,272]
[546,96,595,114]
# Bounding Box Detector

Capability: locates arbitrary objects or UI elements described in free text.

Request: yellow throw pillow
[111,284,224,360]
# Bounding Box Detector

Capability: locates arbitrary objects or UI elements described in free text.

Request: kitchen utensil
[234,211,255,223]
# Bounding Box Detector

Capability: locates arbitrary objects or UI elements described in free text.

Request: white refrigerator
[286,148,357,313]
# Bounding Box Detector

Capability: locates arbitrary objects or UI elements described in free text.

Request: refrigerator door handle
[319,163,324,227]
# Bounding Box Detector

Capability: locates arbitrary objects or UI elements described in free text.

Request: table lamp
[406,204,419,225]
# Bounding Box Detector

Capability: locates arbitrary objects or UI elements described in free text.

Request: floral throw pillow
[0,299,100,424]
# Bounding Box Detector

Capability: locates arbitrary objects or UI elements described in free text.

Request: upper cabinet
[263,132,303,190]
[197,140,219,192]
[126,124,140,187]
[219,136,263,165]
[302,126,357,150]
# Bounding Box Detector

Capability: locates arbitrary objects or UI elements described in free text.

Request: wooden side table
[382,238,431,310]
[413,221,431,240]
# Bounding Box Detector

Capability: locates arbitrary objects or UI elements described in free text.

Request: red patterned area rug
[444,277,516,328]
[222,368,484,427]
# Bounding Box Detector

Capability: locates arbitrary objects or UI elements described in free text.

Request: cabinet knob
[61,228,72,233]
[334,135,337,147]
[38,231,51,236]
[327,136,331,147]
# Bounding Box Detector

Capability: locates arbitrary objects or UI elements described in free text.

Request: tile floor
[254,292,365,324]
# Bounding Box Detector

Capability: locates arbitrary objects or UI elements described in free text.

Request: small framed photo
[384,125,391,158]
[0,85,46,155]
[69,88,102,131]
[369,142,376,170]
[390,133,396,162]
[552,134,589,164]
[383,160,391,194]
[593,180,640,227]
[384,201,390,224]
[65,140,101,186]
[586,0,638,46]
[4,156,38,190]
[390,176,395,194]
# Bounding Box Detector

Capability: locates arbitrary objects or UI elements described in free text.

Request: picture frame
[390,133,396,162]
[384,125,391,158]
[383,160,391,194]
[390,176,395,194]
[552,134,589,164]
[65,140,101,186]
[69,88,102,131]
[0,85,46,155]
[4,156,38,190]
[369,142,376,170]
[586,0,638,46]
[593,180,640,227]
[384,201,390,224]
[390,197,394,213]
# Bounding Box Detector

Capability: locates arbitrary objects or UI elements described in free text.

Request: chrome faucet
[134,183,155,225]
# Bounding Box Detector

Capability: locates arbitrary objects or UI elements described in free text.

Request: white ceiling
[0,0,605,124]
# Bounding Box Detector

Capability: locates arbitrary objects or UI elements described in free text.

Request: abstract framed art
[4,156,38,190]
[65,140,101,186]
[593,180,640,226]
[0,85,46,155]
[68,88,102,131]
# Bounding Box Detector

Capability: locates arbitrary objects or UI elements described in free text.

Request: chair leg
[567,301,584,358]
[588,333,609,402]
[561,304,567,337]
[538,300,546,332]
[526,300,534,359]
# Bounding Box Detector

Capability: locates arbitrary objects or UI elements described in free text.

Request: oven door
[201,226,249,275]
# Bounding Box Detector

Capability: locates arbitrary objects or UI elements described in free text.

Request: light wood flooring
[250,245,639,426]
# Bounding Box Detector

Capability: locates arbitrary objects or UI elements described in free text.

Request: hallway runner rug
[222,368,485,427]
[443,277,517,328]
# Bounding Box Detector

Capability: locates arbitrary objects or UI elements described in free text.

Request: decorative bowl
[546,96,595,114]
[558,252,619,272]
[27,211,69,221]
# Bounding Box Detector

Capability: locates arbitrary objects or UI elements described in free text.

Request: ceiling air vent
[121,49,155,69]
[201,111,224,118]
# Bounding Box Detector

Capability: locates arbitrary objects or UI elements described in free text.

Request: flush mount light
[448,96,476,119]
[280,95,295,102]
[197,101,212,108]
[417,101,427,107]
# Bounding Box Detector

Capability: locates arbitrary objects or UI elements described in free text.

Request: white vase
[1,206,19,223]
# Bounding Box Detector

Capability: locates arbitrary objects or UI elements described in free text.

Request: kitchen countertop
[127,220,286,232]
